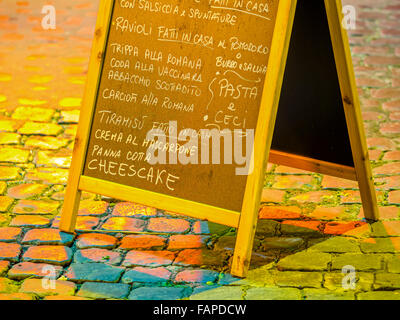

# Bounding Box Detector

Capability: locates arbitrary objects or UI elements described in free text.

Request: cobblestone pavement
[0,0,400,300]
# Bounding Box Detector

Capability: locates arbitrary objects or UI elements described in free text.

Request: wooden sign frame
[60,0,379,278]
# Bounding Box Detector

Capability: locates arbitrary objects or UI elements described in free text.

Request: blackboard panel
[82,0,280,212]
[271,0,354,168]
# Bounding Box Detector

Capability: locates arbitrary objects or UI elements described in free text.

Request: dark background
[272,0,354,168]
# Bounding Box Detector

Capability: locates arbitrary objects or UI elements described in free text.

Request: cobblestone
[0,118,23,133]
[13,199,59,215]
[272,175,314,189]
[0,166,21,180]
[44,295,91,300]
[0,147,30,163]
[245,287,302,300]
[128,287,185,300]
[0,124,16,141]
[175,269,220,284]
[147,217,190,234]
[74,248,122,265]
[52,216,99,230]
[12,107,54,122]
[112,202,157,217]
[35,150,71,168]
[371,221,400,237]
[76,233,118,249]
[0,183,6,196]
[191,221,231,235]
[10,215,50,228]
[59,110,80,124]
[24,136,69,150]
[18,122,62,136]
[122,250,175,267]
[360,237,400,253]
[168,235,208,250]
[273,271,323,288]
[289,191,336,204]
[119,235,166,250]
[213,236,236,252]
[303,289,355,300]
[22,229,74,246]
[190,286,243,300]
[256,220,279,235]
[321,176,358,189]
[0,243,21,262]
[280,221,322,236]
[261,237,304,251]
[277,252,331,271]
[78,200,108,216]
[8,262,63,280]
[261,189,286,203]
[331,254,383,271]
[0,261,9,276]
[0,196,13,212]
[308,206,353,221]
[0,293,36,300]
[374,273,400,290]
[360,207,400,220]
[308,237,361,253]
[259,206,302,220]
[324,272,374,291]
[0,227,22,242]
[173,249,226,268]
[7,183,47,199]
[101,217,145,232]
[0,277,18,293]
[25,168,69,185]
[357,291,400,300]
[121,267,171,284]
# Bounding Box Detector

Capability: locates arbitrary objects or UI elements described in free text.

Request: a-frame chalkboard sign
[60,0,379,277]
